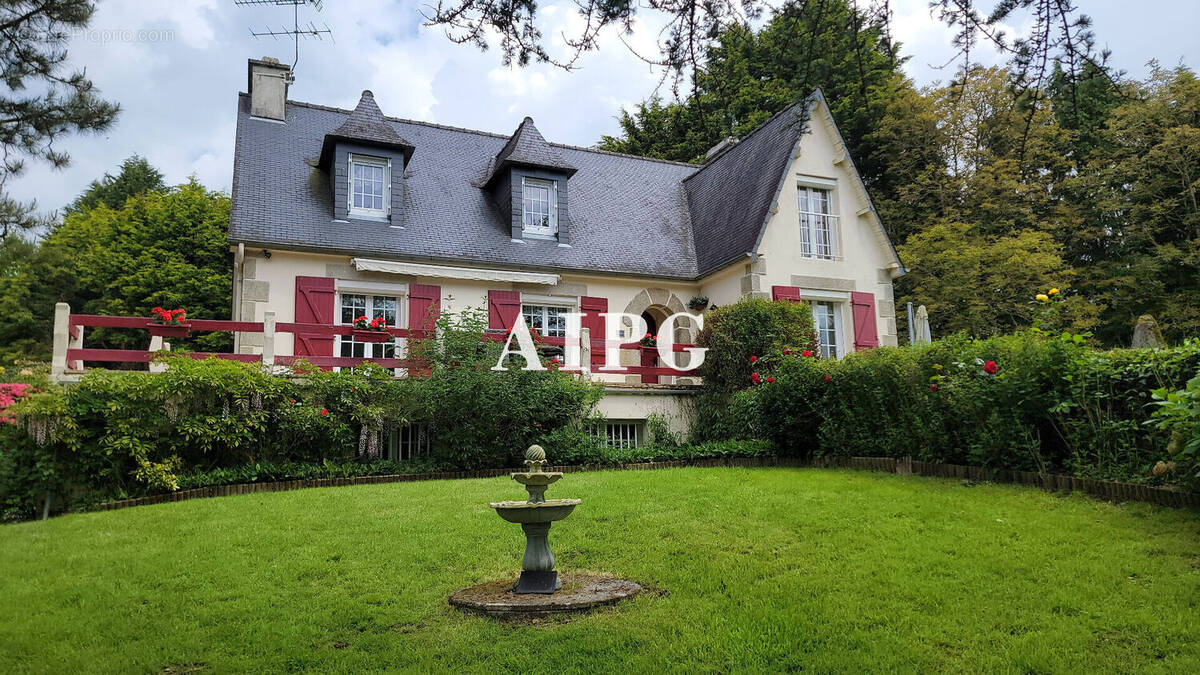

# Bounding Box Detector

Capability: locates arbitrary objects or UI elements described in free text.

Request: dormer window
[349,154,389,218]
[521,177,557,236]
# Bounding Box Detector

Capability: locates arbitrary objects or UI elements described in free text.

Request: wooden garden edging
[93,456,1200,513]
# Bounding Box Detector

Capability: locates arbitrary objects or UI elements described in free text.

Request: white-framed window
[349,154,389,218]
[601,421,641,449]
[812,301,843,359]
[521,303,568,338]
[798,184,838,259]
[521,177,557,236]
[386,424,431,461]
[337,292,400,366]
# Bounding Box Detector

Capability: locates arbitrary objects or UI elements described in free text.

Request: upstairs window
[798,185,838,259]
[349,154,389,218]
[522,177,557,236]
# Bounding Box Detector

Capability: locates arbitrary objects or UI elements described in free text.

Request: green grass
[2,468,1198,673]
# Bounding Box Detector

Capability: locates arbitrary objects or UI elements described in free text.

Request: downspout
[232,242,245,352]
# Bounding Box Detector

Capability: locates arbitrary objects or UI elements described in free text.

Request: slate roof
[317,90,414,167]
[229,90,897,279]
[483,116,576,187]
[685,102,810,274]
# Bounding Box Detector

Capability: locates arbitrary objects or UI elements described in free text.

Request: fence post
[262,311,276,370]
[580,327,591,378]
[50,303,71,382]
[148,336,170,373]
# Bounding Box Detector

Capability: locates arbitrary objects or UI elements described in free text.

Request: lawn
[1,468,1198,673]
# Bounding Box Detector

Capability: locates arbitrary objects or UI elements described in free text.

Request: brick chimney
[247,57,293,121]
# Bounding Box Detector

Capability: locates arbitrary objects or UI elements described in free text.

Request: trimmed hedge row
[703,333,1200,490]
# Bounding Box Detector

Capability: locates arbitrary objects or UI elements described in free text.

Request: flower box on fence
[351,329,393,343]
[146,322,192,338]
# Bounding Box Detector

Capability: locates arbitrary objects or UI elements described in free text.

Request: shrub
[0,307,601,519]
[1150,366,1200,490]
[694,297,816,442]
[722,332,1200,486]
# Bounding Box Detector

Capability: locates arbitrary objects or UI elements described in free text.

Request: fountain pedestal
[451,444,641,617]
[517,522,560,593]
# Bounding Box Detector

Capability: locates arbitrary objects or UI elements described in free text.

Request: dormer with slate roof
[318,90,415,225]
[482,116,578,244]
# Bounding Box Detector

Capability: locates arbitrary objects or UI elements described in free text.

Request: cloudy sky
[10,0,1199,215]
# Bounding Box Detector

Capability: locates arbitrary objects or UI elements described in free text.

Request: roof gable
[483,116,576,186]
[317,90,414,166]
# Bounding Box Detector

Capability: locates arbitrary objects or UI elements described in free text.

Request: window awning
[350,258,560,285]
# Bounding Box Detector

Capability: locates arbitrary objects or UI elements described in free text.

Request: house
[228,57,904,450]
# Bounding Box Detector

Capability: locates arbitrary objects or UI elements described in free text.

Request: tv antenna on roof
[235,0,333,73]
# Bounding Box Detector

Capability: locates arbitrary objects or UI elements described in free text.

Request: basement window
[600,421,642,449]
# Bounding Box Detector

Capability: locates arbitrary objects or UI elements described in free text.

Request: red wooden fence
[56,310,699,383]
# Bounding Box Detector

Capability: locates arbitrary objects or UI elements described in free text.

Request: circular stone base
[449,575,641,619]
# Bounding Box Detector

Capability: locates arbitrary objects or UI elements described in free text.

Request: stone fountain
[489,444,580,593]
[448,444,642,618]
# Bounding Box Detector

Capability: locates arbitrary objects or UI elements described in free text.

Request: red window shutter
[580,296,608,337]
[294,276,336,358]
[851,291,880,349]
[488,290,521,330]
[408,284,441,337]
[772,285,803,303]
[580,295,608,367]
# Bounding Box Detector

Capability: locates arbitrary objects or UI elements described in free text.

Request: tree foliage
[66,155,164,214]
[0,0,119,236]
[0,159,232,361]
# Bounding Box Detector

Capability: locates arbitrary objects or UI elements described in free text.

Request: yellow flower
[1048,288,1060,296]
[1036,294,1049,302]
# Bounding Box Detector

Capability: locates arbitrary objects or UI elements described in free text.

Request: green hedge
[0,308,603,520]
[173,440,772,491]
[726,333,1200,489]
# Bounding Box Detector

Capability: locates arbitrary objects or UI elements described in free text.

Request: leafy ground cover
[1,468,1197,673]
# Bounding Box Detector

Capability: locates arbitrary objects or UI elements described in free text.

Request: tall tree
[66,155,164,214]
[0,0,119,238]
[1066,65,1200,344]
[0,178,232,361]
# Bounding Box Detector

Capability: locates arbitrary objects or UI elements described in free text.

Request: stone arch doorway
[623,288,694,343]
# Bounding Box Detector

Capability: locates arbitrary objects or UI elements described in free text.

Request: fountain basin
[490,499,581,524]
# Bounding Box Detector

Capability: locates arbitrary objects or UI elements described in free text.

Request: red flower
[152,307,163,314]
[171,308,185,315]
[929,384,938,392]
[984,360,998,375]
[749,355,758,364]
[766,376,775,384]
[319,408,329,415]
[782,348,791,355]
[801,350,813,357]
[824,375,832,382]
[751,372,761,384]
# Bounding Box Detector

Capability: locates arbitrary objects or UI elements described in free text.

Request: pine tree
[0,0,119,238]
